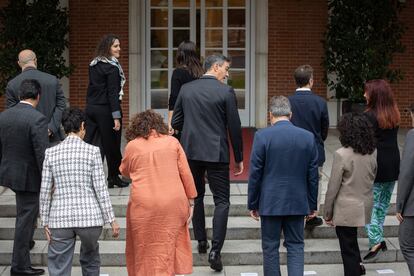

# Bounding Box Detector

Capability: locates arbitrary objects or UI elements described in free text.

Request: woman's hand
[325,219,334,227]
[113,119,121,131]
[168,124,175,136]
[249,210,260,221]
[44,226,51,242]
[111,220,120,238]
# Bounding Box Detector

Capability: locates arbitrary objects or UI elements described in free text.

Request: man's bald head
[18,49,37,70]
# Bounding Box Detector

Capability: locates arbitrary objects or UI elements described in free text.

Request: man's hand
[111,220,120,238]
[306,210,318,221]
[48,129,52,136]
[325,219,335,227]
[168,124,175,136]
[234,161,244,176]
[396,212,404,223]
[249,210,260,221]
[113,119,121,131]
[44,226,51,242]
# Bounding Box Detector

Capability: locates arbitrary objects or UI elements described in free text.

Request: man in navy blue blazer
[248,96,319,276]
[288,65,329,228]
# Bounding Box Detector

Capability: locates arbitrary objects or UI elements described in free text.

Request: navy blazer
[248,120,319,216]
[288,90,329,166]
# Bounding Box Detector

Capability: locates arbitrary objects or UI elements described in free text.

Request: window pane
[206,0,223,7]
[173,9,190,27]
[151,50,168,69]
[228,0,245,7]
[228,9,245,27]
[151,9,168,27]
[228,71,245,89]
[151,30,168,47]
[235,90,245,109]
[173,0,190,7]
[205,49,223,58]
[205,30,222,48]
[228,29,245,47]
[151,0,168,7]
[173,29,190,47]
[206,9,222,27]
[151,90,169,109]
[228,50,245,68]
[151,71,169,89]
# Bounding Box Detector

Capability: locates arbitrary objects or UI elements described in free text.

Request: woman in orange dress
[120,110,197,276]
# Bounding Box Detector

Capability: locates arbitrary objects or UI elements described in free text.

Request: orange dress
[120,133,197,276]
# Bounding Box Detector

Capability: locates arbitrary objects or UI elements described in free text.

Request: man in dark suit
[396,103,414,275]
[6,49,66,144]
[248,96,319,276]
[288,65,329,228]
[0,79,48,275]
[172,54,243,272]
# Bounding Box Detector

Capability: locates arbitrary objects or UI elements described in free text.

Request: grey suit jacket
[6,67,66,141]
[0,103,48,192]
[324,147,377,226]
[397,129,414,216]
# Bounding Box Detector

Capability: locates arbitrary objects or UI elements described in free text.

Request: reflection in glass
[173,30,190,47]
[228,50,245,68]
[173,0,190,7]
[228,9,245,27]
[234,90,245,109]
[151,9,168,27]
[228,29,245,48]
[228,71,245,89]
[205,30,222,48]
[151,90,169,109]
[206,9,222,27]
[228,0,245,7]
[151,50,168,69]
[206,0,223,7]
[151,71,169,89]
[173,9,190,27]
[151,30,168,48]
[151,0,168,7]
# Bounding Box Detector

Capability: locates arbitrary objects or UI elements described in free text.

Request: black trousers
[335,226,363,276]
[188,160,230,253]
[85,104,122,178]
[12,191,39,270]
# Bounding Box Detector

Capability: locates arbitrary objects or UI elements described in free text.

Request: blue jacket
[288,90,329,166]
[248,120,319,216]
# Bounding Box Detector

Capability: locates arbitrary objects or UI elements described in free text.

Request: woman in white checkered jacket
[39,107,120,276]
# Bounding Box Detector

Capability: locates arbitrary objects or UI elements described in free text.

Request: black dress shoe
[29,240,35,250]
[208,251,223,272]
[363,241,387,260]
[11,267,45,275]
[107,176,129,188]
[197,240,209,254]
[305,217,323,228]
[360,264,366,275]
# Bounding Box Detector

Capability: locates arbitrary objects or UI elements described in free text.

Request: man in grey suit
[397,103,414,275]
[0,79,48,275]
[6,49,66,144]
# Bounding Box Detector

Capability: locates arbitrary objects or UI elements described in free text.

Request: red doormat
[229,127,256,183]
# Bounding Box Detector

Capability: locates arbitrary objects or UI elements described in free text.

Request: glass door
[146,0,251,125]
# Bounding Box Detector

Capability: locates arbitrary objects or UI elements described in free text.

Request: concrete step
[0,216,400,241]
[0,194,398,217]
[0,263,411,276]
[0,238,405,266]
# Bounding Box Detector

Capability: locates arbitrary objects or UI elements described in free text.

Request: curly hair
[125,110,169,141]
[338,113,376,155]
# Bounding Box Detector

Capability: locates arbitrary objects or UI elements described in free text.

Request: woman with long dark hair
[85,34,129,188]
[168,40,204,137]
[324,113,377,276]
[363,79,401,260]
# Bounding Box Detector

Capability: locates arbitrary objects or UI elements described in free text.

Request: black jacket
[171,75,243,163]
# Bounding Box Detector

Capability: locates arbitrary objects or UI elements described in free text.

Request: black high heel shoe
[363,241,387,260]
[360,264,366,275]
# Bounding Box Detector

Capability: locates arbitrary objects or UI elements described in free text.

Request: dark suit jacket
[171,75,243,163]
[0,103,48,192]
[248,120,319,216]
[6,67,66,141]
[288,90,329,166]
[397,129,414,216]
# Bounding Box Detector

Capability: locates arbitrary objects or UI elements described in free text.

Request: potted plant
[0,0,73,95]
[323,0,405,114]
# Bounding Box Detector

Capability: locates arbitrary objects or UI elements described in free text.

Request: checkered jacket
[39,135,115,228]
